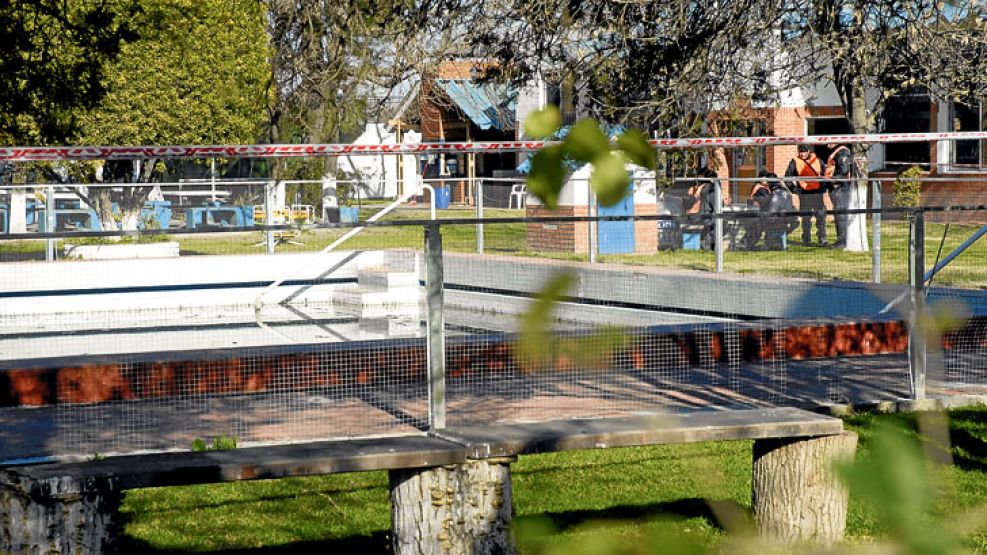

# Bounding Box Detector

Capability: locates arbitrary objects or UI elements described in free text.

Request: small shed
[525,163,658,255]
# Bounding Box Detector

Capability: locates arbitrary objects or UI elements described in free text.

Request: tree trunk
[390,459,516,555]
[90,188,119,232]
[753,431,857,545]
[844,87,871,251]
[0,470,124,555]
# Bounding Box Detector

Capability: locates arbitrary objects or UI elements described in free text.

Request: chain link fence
[0,174,984,462]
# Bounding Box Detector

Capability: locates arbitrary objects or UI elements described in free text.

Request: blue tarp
[436,79,516,131]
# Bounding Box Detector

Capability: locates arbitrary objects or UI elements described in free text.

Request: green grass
[118,407,987,553]
[4,212,983,288]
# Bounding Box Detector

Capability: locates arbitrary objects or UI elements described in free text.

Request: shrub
[893,165,923,208]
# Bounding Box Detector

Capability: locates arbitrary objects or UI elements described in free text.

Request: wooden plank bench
[0,408,855,554]
[0,436,464,554]
[417,407,856,552]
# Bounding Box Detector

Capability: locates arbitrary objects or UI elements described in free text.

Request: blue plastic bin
[339,206,359,223]
[434,186,450,209]
[682,231,701,250]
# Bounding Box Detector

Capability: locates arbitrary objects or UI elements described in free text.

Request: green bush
[893,165,923,208]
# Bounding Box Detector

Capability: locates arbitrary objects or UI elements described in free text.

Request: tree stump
[389,458,516,555]
[0,470,123,555]
[752,430,858,545]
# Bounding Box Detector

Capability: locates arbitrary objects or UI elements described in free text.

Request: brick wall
[525,205,581,252]
[525,205,660,254]
[634,203,658,253]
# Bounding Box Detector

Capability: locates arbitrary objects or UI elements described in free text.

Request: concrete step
[357,266,420,292]
[359,317,422,337]
[333,286,423,318]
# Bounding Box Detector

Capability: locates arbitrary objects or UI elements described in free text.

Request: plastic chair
[509,184,527,209]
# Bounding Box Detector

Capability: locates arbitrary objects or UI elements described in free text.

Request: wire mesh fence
[0,172,985,462]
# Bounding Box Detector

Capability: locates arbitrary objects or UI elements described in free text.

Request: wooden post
[0,470,124,555]
[389,459,516,555]
[752,431,857,545]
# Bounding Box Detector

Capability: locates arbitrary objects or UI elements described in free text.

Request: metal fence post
[588,182,597,263]
[476,179,484,254]
[713,179,723,273]
[424,223,446,429]
[45,185,55,261]
[265,180,275,254]
[871,180,881,283]
[908,209,926,400]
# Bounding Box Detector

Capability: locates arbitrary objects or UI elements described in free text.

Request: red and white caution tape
[2,131,986,161]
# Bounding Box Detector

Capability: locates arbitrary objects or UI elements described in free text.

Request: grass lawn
[118,407,987,554]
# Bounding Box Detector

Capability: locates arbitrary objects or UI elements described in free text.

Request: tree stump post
[752,430,858,545]
[389,458,516,555]
[1,469,124,555]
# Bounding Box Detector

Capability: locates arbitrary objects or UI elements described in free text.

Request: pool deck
[4,350,985,463]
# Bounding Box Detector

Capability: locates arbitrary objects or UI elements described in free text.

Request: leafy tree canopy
[0,0,138,144]
[73,0,269,146]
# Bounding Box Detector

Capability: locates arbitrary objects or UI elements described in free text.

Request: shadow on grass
[118,498,743,554]
[524,497,747,533]
[117,530,391,555]
[948,408,987,472]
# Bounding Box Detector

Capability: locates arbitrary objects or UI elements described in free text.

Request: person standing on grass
[824,143,854,249]
[785,145,827,245]
[746,171,794,251]
[685,167,721,250]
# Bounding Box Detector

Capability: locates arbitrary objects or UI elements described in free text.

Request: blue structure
[25,198,38,226]
[597,184,635,254]
[141,201,172,230]
[185,202,254,229]
[38,209,102,232]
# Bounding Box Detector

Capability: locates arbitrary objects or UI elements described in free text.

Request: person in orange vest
[824,143,855,249]
[785,145,827,245]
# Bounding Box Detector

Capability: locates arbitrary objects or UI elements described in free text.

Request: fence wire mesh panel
[440,213,924,428]
[1,143,986,462]
[0,194,432,460]
[924,207,987,396]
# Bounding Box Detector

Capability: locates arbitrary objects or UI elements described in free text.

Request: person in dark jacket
[825,143,855,248]
[785,145,827,245]
[686,167,720,250]
[746,171,795,250]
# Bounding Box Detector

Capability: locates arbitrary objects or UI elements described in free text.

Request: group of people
[681,142,857,251]
[784,142,856,249]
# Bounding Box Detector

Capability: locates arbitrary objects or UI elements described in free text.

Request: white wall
[527,164,657,207]
[341,124,422,198]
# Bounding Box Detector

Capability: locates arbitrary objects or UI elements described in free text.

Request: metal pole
[713,179,723,273]
[45,185,55,261]
[871,180,881,283]
[588,182,597,263]
[424,223,446,429]
[908,209,926,401]
[476,179,484,254]
[210,158,216,203]
[265,180,275,254]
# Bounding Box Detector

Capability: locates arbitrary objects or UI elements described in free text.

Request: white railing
[252,184,436,310]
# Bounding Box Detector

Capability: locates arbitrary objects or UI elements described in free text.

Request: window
[951,98,986,170]
[728,120,766,203]
[882,89,932,168]
[807,117,851,160]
